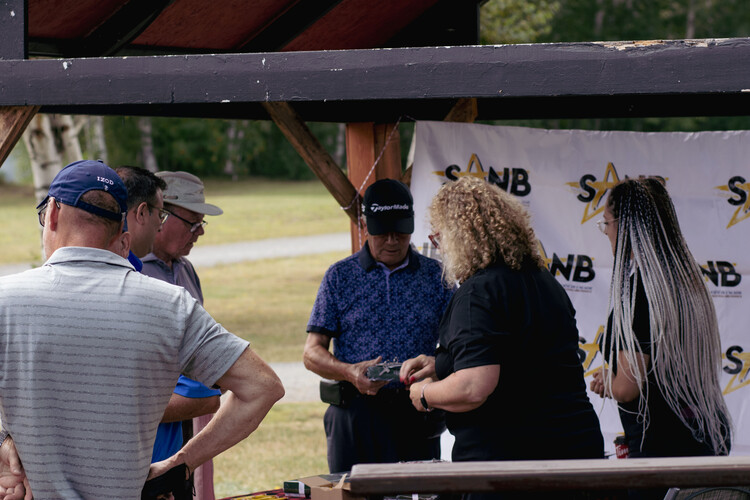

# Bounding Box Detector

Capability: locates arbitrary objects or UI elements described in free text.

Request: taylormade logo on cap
[369,203,410,213]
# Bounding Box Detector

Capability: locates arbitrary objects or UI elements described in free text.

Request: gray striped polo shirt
[0,246,249,499]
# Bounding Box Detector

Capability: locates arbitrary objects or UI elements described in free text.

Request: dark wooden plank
[237,0,345,53]
[64,0,174,57]
[1,39,749,104]
[4,39,750,120]
[348,457,750,494]
[0,0,27,60]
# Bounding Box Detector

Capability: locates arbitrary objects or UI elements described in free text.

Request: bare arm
[161,393,221,423]
[590,351,649,403]
[303,332,387,395]
[408,364,500,413]
[147,347,284,479]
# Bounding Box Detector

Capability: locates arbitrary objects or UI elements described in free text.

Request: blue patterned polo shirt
[307,241,453,364]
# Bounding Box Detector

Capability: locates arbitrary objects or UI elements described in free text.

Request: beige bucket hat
[157,171,223,216]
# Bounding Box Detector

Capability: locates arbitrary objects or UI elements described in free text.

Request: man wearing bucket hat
[303,178,454,473]
[141,171,224,500]
[0,160,283,499]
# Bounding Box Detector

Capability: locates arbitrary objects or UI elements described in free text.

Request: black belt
[344,382,409,404]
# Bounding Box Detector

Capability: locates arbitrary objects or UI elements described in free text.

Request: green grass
[213,402,328,498]
[0,179,350,264]
[199,179,350,245]
[0,184,45,265]
[200,250,348,362]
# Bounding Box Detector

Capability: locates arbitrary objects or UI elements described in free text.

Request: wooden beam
[66,0,175,58]
[345,122,402,252]
[1,39,749,107]
[236,0,345,52]
[444,97,478,123]
[0,106,39,168]
[349,457,750,495]
[262,101,361,226]
[0,0,27,60]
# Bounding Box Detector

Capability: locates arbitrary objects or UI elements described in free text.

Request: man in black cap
[304,178,454,473]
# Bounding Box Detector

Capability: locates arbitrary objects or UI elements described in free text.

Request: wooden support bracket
[262,101,361,226]
[0,106,39,168]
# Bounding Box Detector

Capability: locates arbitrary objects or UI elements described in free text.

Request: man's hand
[348,357,388,396]
[0,437,31,500]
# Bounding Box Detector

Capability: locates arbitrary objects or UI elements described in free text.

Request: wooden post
[345,122,402,252]
[0,105,39,168]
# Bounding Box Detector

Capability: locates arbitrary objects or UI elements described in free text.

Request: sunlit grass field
[0,178,349,264]
[0,178,349,498]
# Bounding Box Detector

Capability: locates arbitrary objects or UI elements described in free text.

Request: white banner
[412,121,750,456]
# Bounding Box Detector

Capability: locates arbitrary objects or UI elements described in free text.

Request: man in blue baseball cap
[35,159,130,259]
[0,160,284,499]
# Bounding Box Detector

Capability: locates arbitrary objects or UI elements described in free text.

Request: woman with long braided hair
[590,178,731,496]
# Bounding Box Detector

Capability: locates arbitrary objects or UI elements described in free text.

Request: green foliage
[539,0,750,42]
[103,116,346,180]
[481,0,561,44]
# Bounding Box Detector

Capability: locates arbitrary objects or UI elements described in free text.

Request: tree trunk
[23,114,66,206]
[224,120,239,180]
[51,114,86,166]
[593,0,605,38]
[686,0,696,39]
[138,116,158,172]
[23,113,85,258]
[333,123,346,167]
[87,115,108,164]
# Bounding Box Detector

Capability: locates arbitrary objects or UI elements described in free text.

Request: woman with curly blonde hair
[400,177,604,486]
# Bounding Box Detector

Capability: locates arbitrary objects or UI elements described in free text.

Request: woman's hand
[590,367,608,398]
[408,378,434,412]
[400,355,436,386]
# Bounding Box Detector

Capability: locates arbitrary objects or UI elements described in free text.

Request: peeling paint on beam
[0,38,749,110]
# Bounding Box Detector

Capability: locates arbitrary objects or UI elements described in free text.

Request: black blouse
[435,261,604,462]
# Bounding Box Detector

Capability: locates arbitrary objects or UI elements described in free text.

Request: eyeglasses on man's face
[164,209,207,233]
[595,218,618,235]
[37,199,61,227]
[148,204,169,225]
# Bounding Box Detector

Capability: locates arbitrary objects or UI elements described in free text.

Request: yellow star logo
[722,350,750,396]
[537,241,552,269]
[715,181,750,228]
[566,162,621,224]
[581,326,604,377]
[432,153,492,180]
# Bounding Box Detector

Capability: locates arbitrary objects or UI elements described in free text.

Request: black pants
[323,387,444,473]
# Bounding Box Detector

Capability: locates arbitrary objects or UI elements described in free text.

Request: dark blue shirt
[307,242,453,364]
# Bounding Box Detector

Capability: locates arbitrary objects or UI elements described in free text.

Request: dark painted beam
[3,39,750,121]
[236,0,345,53]
[0,0,27,60]
[63,0,175,57]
